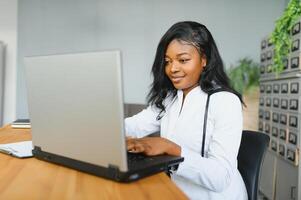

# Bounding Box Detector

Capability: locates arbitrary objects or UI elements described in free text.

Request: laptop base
[33,146,183,182]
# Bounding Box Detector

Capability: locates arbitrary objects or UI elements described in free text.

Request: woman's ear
[201,56,207,68]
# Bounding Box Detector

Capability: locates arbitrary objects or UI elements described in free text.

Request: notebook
[0,141,33,158]
[24,51,184,182]
[11,119,31,129]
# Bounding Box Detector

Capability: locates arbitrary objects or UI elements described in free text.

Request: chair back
[237,130,270,200]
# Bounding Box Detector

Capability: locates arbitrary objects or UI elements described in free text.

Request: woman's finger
[127,139,142,152]
[135,142,145,152]
[129,141,145,153]
[127,143,135,151]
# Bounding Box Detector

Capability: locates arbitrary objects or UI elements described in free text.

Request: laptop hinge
[108,164,120,180]
[32,146,42,155]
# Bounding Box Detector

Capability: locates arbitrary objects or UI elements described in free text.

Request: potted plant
[270,0,301,75]
[227,58,260,95]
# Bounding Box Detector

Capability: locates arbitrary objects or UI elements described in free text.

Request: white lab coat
[125,86,248,200]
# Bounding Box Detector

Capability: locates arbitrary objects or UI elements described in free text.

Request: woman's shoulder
[208,91,243,124]
[210,91,242,107]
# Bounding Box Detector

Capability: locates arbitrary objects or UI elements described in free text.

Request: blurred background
[0,0,288,127]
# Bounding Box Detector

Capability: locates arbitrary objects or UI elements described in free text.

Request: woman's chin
[172,83,183,90]
[172,84,199,93]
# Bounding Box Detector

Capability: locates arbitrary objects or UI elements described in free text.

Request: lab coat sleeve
[124,105,161,138]
[174,92,243,192]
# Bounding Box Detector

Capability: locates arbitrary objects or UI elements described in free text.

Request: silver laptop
[24,51,183,182]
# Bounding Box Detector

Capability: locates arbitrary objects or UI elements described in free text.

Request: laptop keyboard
[127,152,154,164]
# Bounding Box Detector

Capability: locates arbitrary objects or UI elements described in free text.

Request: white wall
[17,0,101,118]
[0,0,17,125]
[17,0,287,118]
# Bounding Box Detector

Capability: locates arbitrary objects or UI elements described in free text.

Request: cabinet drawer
[289,99,298,111]
[265,111,271,120]
[288,132,297,145]
[273,84,280,93]
[272,112,279,123]
[278,143,285,157]
[260,98,264,106]
[279,128,287,141]
[261,53,266,62]
[266,51,273,60]
[271,140,278,152]
[265,123,270,134]
[291,56,299,69]
[266,84,272,93]
[273,98,279,108]
[290,82,299,94]
[272,126,278,137]
[289,115,298,128]
[259,109,264,119]
[292,39,300,52]
[292,22,301,35]
[260,84,265,93]
[280,114,287,125]
[266,98,271,107]
[281,83,288,94]
[281,99,288,109]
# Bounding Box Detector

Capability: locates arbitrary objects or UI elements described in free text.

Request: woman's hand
[126,137,181,156]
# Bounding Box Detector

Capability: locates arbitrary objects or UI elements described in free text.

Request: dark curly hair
[147,21,244,118]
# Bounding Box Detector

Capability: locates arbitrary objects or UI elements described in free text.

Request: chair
[237,130,270,200]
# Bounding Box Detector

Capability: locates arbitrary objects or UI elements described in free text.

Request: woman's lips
[171,76,185,83]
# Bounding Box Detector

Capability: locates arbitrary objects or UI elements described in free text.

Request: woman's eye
[165,60,171,65]
[179,59,190,64]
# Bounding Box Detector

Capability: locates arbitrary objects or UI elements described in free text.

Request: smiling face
[165,39,207,97]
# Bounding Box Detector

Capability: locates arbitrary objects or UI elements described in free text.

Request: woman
[125,21,248,200]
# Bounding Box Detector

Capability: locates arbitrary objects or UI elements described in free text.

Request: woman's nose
[170,62,180,72]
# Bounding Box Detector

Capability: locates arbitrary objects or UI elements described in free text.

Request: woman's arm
[125,105,161,138]
[126,136,181,156]
[174,92,243,192]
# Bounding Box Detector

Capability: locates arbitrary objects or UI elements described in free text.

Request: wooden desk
[0,126,187,200]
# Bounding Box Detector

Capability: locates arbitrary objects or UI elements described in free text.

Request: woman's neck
[182,84,199,99]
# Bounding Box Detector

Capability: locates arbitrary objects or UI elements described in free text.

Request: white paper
[0,141,33,158]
